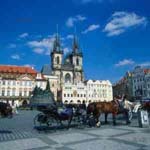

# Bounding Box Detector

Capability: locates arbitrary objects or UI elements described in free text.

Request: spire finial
[53,24,61,52]
[56,24,59,37]
[73,27,79,54]
[74,26,77,35]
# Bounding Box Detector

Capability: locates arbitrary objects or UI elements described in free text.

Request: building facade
[85,80,113,102]
[62,82,86,104]
[132,66,150,99]
[0,65,47,106]
[41,33,113,104]
[144,71,150,98]
[50,34,84,87]
[113,66,150,101]
[113,71,133,100]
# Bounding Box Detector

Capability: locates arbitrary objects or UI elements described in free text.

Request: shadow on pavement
[0,130,12,134]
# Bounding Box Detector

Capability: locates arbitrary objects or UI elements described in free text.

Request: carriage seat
[57,107,73,117]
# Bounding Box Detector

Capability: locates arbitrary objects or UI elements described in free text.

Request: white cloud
[66,15,86,27]
[27,37,55,55]
[104,12,147,36]
[66,34,74,39]
[63,47,71,54]
[66,17,75,27]
[8,44,16,48]
[27,34,73,56]
[11,54,20,60]
[115,59,135,67]
[139,62,150,67]
[33,48,45,54]
[82,24,100,34]
[19,33,29,38]
[76,15,87,21]
[28,38,55,48]
[23,64,35,68]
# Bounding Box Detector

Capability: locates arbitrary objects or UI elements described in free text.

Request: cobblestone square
[0,110,150,150]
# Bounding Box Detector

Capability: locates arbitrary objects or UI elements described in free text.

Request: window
[19,89,22,96]
[65,73,71,83]
[76,58,79,66]
[19,91,22,96]
[7,81,10,86]
[12,88,16,96]
[56,56,60,64]
[13,81,16,85]
[25,81,27,86]
[20,81,22,86]
[2,89,5,96]
[7,89,10,96]
[2,80,5,85]
[24,91,27,96]
[64,94,66,97]
[29,81,32,86]
[67,94,70,97]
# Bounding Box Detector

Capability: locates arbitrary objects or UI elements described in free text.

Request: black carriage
[30,88,87,130]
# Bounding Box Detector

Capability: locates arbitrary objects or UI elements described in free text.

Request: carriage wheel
[47,116,59,129]
[34,113,47,128]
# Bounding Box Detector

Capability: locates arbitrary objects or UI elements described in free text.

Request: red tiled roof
[144,69,150,74]
[0,65,37,74]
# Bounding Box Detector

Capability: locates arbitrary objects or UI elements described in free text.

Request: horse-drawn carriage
[30,90,86,130]
[31,87,143,130]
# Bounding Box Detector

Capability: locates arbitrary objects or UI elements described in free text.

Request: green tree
[32,86,38,96]
[45,80,50,92]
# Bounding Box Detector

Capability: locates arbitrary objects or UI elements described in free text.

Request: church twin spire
[53,33,61,52]
[52,26,81,54]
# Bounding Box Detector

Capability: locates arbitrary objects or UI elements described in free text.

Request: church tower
[72,35,84,83]
[51,33,63,70]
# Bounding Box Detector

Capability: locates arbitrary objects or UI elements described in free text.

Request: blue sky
[0,0,150,83]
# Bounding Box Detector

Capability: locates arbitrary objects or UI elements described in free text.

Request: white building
[0,65,47,106]
[85,80,113,102]
[61,80,113,104]
[62,82,86,104]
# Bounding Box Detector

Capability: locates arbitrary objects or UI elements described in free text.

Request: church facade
[50,33,84,87]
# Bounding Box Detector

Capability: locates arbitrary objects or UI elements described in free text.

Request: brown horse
[87,101,130,126]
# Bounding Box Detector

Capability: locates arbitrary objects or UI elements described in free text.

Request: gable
[18,74,34,80]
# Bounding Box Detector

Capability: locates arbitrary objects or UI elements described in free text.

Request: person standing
[122,95,134,124]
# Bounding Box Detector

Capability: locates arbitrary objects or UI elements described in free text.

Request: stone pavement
[0,110,150,150]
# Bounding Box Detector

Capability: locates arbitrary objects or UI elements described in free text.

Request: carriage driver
[119,95,134,124]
